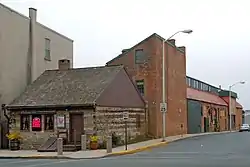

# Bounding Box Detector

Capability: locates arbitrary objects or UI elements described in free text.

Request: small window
[20,115,30,131]
[136,80,144,96]
[190,79,195,88]
[31,115,42,131]
[45,114,54,131]
[200,83,203,90]
[188,78,191,87]
[135,49,145,64]
[45,38,51,61]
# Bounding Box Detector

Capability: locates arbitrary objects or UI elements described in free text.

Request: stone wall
[201,103,228,132]
[8,107,145,149]
[95,106,146,142]
[9,110,70,150]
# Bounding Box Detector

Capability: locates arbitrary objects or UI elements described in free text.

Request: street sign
[160,102,167,113]
[123,111,129,120]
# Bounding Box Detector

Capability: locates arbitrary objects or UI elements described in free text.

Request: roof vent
[58,59,70,70]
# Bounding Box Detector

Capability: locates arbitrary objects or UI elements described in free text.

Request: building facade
[106,33,243,138]
[0,4,73,148]
[6,64,146,150]
[186,76,243,133]
[107,33,187,137]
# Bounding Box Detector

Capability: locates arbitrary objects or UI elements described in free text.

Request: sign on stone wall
[123,112,129,120]
[56,115,65,128]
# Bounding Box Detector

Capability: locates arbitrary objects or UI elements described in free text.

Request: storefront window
[45,114,54,131]
[32,115,42,131]
[20,115,30,131]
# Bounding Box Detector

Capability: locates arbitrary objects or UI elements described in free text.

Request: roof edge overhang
[187,98,228,107]
[6,103,95,110]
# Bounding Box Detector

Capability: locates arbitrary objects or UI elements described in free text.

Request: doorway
[70,114,84,143]
[204,117,209,133]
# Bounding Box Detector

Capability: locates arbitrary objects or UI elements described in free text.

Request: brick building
[186,76,243,134]
[107,33,187,137]
[106,33,243,137]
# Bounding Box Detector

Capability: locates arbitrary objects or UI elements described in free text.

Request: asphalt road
[1,132,250,167]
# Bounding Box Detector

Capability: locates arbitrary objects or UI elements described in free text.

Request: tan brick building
[0,3,73,148]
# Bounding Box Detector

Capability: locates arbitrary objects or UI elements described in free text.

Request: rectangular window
[203,84,208,91]
[188,78,191,87]
[135,49,145,64]
[31,115,42,131]
[45,38,51,61]
[20,115,30,131]
[136,80,144,96]
[45,114,54,131]
[190,79,195,88]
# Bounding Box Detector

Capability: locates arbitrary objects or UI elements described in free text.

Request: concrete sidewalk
[0,131,235,159]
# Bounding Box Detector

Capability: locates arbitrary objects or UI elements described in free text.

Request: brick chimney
[177,46,186,53]
[58,59,70,70]
[28,7,37,84]
[167,39,175,46]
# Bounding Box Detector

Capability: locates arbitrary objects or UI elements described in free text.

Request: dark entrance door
[187,100,202,134]
[204,117,209,132]
[0,120,9,149]
[70,114,84,143]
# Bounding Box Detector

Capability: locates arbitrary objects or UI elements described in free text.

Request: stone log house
[5,63,146,150]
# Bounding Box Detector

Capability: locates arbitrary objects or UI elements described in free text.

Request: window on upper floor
[136,80,145,96]
[186,78,191,87]
[135,49,146,64]
[203,84,209,91]
[45,38,51,61]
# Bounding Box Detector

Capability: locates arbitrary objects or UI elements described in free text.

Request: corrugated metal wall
[244,115,250,125]
[187,100,202,134]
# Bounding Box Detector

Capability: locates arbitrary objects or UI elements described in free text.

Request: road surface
[1,132,250,167]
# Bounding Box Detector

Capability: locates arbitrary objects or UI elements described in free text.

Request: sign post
[123,111,129,150]
[160,102,167,113]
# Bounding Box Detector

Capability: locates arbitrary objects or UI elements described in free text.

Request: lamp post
[161,29,193,141]
[228,81,245,131]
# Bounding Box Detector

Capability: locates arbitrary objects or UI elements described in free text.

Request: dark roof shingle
[9,65,123,107]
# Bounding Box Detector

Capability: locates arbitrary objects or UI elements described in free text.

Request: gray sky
[1,0,249,109]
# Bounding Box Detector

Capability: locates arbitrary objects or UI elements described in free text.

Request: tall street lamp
[161,29,193,141]
[229,81,245,131]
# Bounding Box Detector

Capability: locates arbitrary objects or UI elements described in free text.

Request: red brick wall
[235,108,243,129]
[107,34,187,137]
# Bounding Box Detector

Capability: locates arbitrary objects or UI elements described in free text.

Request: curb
[105,131,237,157]
[105,141,168,157]
[0,131,237,159]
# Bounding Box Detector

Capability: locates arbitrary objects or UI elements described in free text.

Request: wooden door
[70,114,84,143]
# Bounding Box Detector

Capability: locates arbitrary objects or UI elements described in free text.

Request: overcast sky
[1,0,249,109]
